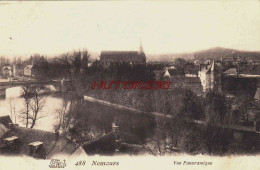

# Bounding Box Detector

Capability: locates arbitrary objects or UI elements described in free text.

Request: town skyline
[0,1,259,58]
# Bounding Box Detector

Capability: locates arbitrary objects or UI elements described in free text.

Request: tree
[20,84,31,128]
[174,58,187,71]
[29,83,46,128]
[151,117,168,155]
[58,52,72,76]
[71,50,81,74]
[180,89,204,120]
[20,83,46,129]
[234,94,253,125]
[38,56,49,77]
[55,93,71,132]
[54,49,91,77]
[8,97,17,124]
[57,93,101,144]
[81,49,90,73]
[148,89,188,155]
[201,91,232,155]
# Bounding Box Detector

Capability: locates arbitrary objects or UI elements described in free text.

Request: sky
[0,1,259,59]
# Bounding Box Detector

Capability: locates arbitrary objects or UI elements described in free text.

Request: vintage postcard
[0,0,260,170]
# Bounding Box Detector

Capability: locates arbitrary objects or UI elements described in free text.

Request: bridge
[0,80,66,98]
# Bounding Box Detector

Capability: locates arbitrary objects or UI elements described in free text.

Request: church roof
[100,51,142,62]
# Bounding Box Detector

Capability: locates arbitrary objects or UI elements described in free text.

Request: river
[0,91,63,132]
[0,86,157,144]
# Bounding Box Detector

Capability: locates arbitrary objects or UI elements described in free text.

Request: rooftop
[223,68,238,76]
[24,65,34,69]
[82,131,149,156]
[100,51,144,62]
[169,76,201,83]
[0,115,86,159]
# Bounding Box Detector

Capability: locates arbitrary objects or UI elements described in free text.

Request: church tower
[138,39,146,64]
[139,39,144,54]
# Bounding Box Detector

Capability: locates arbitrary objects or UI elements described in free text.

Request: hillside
[147,47,260,61]
[193,47,260,61]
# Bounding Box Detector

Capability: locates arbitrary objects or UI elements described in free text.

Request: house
[222,58,233,64]
[82,124,151,156]
[223,66,260,78]
[167,69,185,77]
[198,61,216,92]
[0,115,86,159]
[165,66,176,70]
[193,60,200,66]
[153,67,202,95]
[13,63,23,77]
[223,68,238,77]
[238,66,260,78]
[1,66,12,78]
[153,68,184,80]
[184,69,198,77]
[215,60,222,67]
[163,67,180,78]
[164,69,171,77]
[24,65,39,76]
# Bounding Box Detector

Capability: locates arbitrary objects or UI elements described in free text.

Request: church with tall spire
[100,40,146,66]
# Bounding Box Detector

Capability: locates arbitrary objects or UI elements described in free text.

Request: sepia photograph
[0,0,260,169]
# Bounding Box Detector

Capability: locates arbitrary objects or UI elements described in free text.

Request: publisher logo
[49,159,66,168]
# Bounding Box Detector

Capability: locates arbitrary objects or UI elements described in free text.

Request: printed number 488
[75,160,86,166]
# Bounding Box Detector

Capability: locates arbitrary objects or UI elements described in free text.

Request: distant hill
[193,47,260,61]
[147,47,260,62]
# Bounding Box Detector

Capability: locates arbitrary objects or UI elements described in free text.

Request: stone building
[24,65,39,77]
[100,43,146,67]
[198,61,217,92]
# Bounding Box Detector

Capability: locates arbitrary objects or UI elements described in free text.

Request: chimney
[3,136,19,153]
[28,141,43,156]
[8,123,13,129]
[3,136,18,145]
